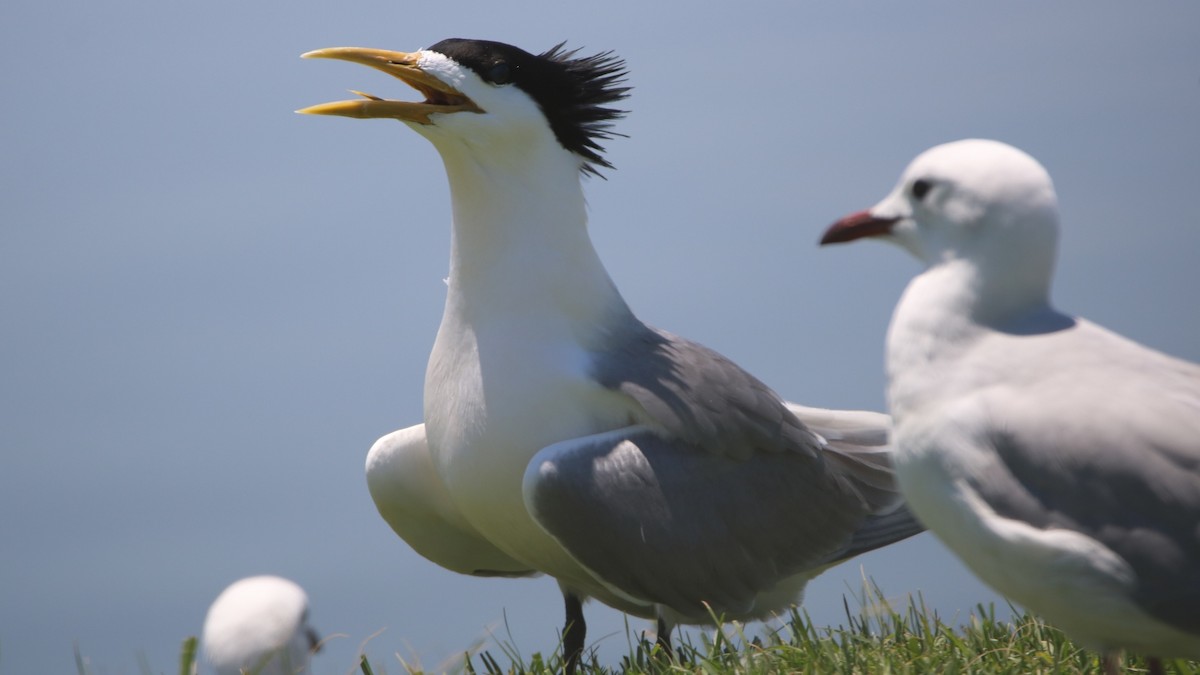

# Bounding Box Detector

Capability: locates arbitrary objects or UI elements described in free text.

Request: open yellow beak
[297,47,482,124]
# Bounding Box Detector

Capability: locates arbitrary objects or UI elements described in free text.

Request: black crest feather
[427,38,631,176]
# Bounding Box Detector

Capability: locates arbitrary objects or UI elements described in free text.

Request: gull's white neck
[885,257,1053,419]
[887,261,984,374]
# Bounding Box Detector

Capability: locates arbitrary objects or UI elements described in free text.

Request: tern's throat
[436,144,632,331]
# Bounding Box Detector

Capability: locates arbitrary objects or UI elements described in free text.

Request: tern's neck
[435,144,633,336]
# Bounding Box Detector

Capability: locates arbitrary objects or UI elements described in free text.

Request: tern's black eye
[487,62,512,85]
[911,178,933,202]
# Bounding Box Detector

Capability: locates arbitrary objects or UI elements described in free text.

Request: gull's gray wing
[974,425,1200,635]
[523,425,916,621]
[965,325,1200,635]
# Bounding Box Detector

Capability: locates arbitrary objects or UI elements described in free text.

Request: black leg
[655,616,673,659]
[562,592,586,675]
[1101,652,1121,675]
[1148,656,1165,675]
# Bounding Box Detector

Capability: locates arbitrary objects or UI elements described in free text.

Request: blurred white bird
[202,576,320,675]
[821,138,1200,674]
[299,37,922,671]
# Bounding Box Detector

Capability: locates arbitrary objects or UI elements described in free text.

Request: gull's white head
[202,575,320,675]
[299,38,629,177]
[822,140,1061,314]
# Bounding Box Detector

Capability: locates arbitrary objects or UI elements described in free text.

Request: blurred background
[2,1,1198,672]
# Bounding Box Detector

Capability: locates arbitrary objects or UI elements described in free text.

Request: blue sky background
[3,2,1199,673]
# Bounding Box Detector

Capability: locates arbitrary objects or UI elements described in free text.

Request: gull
[202,576,321,675]
[299,38,923,670]
[821,139,1200,674]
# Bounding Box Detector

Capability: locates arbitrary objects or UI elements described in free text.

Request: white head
[299,38,629,177]
[202,576,319,675]
[822,139,1061,316]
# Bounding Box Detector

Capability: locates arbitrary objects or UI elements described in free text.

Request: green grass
[171,590,1200,675]
[463,599,1195,675]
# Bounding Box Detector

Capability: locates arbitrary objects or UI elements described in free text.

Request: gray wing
[975,426,1200,634]
[787,404,905,514]
[963,328,1200,635]
[594,325,910,515]
[523,425,919,621]
[787,406,924,562]
[591,325,823,460]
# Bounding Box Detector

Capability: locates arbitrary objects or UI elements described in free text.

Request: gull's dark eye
[911,178,933,202]
[488,62,512,85]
